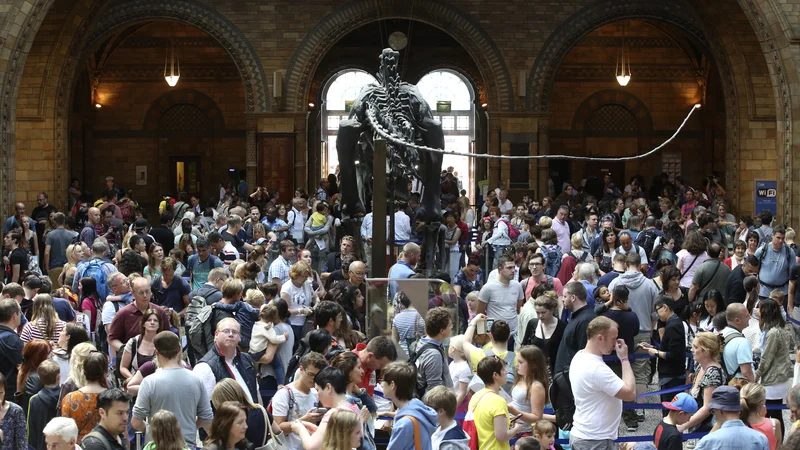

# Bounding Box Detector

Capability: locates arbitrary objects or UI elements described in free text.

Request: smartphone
[312,408,329,415]
[510,413,523,423]
[485,318,495,330]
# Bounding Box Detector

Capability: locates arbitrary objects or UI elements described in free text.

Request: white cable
[367,104,701,161]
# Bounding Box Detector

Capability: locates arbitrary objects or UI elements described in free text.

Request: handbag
[255,404,289,450]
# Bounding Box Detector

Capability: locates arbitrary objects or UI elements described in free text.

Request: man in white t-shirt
[569,316,635,449]
[272,352,328,450]
[497,190,514,218]
[477,255,524,350]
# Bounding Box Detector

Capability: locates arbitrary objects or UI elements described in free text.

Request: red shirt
[354,343,376,396]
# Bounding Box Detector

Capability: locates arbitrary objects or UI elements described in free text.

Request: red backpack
[498,219,520,241]
[117,198,136,226]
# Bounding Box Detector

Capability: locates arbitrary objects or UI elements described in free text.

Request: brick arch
[527,0,712,113]
[83,0,269,113]
[571,90,653,132]
[283,0,513,112]
[142,89,225,131]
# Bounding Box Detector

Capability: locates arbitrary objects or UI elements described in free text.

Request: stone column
[246,117,257,194]
[537,119,550,201]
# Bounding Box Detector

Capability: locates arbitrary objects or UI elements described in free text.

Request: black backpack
[636,229,658,260]
[550,369,575,430]
[283,338,311,385]
[409,342,447,399]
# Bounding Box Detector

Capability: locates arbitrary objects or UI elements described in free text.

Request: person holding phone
[272,352,328,450]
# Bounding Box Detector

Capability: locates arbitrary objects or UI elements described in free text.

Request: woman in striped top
[20,294,66,345]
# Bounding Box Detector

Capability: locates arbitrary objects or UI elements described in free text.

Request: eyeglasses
[306,371,319,379]
[351,272,366,277]
[219,329,240,336]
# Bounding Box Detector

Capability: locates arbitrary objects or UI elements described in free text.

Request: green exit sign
[436,101,451,112]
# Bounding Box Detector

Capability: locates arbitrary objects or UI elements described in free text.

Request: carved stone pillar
[537,119,550,201]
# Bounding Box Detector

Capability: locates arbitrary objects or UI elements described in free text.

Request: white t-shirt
[194,358,253,403]
[449,360,472,388]
[271,385,318,450]
[281,281,313,326]
[569,350,625,441]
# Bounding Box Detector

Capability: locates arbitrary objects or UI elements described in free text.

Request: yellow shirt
[468,345,516,371]
[468,388,510,450]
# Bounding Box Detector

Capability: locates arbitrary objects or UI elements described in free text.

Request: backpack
[757,243,793,289]
[550,369,575,430]
[463,389,498,450]
[172,202,190,224]
[567,251,589,263]
[81,259,109,301]
[283,338,311,385]
[185,294,213,329]
[636,229,658,260]
[722,330,748,387]
[498,219,520,241]
[188,305,234,358]
[541,244,562,277]
[409,341,447,399]
[117,198,136,226]
[113,334,138,382]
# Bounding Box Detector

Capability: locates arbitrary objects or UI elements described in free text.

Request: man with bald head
[194,318,258,403]
[389,243,420,298]
[721,303,755,383]
[3,202,36,233]
[80,207,102,246]
[107,276,170,354]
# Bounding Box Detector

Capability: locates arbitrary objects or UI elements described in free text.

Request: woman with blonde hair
[316,409,362,450]
[59,244,84,287]
[20,294,65,345]
[678,332,724,433]
[211,379,278,448]
[57,341,96,411]
[740,383,781,450]
[202,401,250,450]
[144,410,188,450]
[61,351,109,442]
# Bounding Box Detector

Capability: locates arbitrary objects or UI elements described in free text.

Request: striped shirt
[21,317,66,345]
[392,309,424,354]
[220,241,240,268]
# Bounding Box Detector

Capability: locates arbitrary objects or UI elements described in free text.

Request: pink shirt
[551,218,571,253]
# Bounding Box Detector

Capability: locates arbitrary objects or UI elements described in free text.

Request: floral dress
[0,402,27,450]
[61,391,101,443]
[691,364,724,431]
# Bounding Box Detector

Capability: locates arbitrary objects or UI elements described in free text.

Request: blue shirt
[187,254,223,290]
[389,261,416,299]
[754,243,796,297]
[52,297,76,322]
[695,419,768,450]
[3,216,35,233]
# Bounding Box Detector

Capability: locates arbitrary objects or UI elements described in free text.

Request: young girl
[144,243,164,281]
[447,335,472,423]
[533,420,557,450]
[698,290,724,332]
[595,286,611,304]
[508,346,552,435]
[144,410,188,450]
[320,409,362,450]
[250,303,288,384]
[740,383,782,450]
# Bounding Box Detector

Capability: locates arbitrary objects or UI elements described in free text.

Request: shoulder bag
[255,403,289,450]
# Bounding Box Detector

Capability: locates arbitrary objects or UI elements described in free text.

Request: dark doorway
[549,160,570,198]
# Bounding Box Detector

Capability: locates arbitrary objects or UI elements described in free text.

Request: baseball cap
[133,218,148,231]
[662,392,698,414]
[707,386,741,412]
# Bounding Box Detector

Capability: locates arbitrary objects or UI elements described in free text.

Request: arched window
[322,69,377,177]
[417,69,475,199]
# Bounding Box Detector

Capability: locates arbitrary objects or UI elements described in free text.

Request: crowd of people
[0,170,800,450]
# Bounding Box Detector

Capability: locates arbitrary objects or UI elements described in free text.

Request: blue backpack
[81,259,109,301]
[541,244,563,277]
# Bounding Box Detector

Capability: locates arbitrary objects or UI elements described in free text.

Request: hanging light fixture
[616,20,631,87]
[164,26,180,87]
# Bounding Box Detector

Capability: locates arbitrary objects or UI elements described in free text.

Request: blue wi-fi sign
[755,180,777,216]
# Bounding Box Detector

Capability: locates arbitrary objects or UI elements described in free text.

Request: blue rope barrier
[635,384,691,398]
